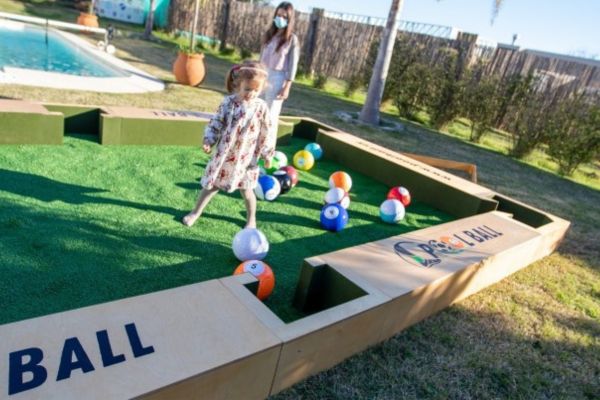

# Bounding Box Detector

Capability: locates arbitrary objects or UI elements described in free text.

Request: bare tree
[359,0,504,126]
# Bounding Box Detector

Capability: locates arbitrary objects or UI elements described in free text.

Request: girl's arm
[258,106,275,164]
[203,98,229,147]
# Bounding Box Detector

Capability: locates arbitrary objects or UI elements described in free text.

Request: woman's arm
[278,35,300,100]
[285,35,299,82]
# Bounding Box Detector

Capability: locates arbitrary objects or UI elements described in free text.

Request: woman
[260,2,299,136]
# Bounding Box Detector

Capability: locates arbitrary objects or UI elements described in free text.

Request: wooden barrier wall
[0,116,570,399]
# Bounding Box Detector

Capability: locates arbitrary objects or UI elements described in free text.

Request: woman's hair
[263,2,295,52]
[225,60,268,93]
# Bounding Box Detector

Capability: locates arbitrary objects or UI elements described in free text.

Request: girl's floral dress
[201,95,274,193]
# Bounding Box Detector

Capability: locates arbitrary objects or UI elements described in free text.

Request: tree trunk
[143,0,156,40]
[359,0,404,125]
[190,0,201,52]
[219,0,231,51]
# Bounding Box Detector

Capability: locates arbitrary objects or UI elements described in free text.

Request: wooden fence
[167,0,600,97]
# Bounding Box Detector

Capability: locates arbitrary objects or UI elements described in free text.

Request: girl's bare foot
[182,212,200,227]
[244,221,256,229]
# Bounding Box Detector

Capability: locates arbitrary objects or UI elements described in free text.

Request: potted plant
[172,0,207,86]
[77,0,99,28]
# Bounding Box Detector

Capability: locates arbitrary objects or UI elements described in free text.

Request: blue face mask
[274,16,288,29]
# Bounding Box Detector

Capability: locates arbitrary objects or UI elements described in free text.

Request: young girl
[182,61,274,229]
[260,2,299,135]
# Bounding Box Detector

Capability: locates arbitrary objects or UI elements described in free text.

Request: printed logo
[394,238,464,268]
[394,225,502,268]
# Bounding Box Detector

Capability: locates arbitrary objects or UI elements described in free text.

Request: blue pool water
[0,20,128,77]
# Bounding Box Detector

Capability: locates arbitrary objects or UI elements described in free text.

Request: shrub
[178,41,205,54]
[313,74,328,89]
[344,74,363,98]
[219,46,235,56]
[428,47,464,129]
[546,97,600,175]
[240,48,252,59]
[502,74,551,158]
[508,92,555,159]
[463,70,500,143]
[494,74,536,130]
[363,34,423,103]
[393,62,435,118]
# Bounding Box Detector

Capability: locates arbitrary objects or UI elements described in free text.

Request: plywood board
[401,151,478,182]
[0,100,64,145]
[317,129,491,198]
[221,273,392,395]
[0,281,281,399]
[315,212,540,299]
[101,106,213,121]
[0,99,51,114]
[257,212,552,394]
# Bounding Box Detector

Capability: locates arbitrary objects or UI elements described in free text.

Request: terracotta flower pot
[173,52,206,86]
[77,12,99,28]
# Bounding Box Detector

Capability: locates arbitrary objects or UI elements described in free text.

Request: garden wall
[167,0,599,97]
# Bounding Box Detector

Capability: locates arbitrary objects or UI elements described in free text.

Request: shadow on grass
[0,168,180,216]
[273,303,600,400]
[0,200,233,325]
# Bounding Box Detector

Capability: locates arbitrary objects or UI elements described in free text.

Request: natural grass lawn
[1,2,599,398]
[0,136,451,324]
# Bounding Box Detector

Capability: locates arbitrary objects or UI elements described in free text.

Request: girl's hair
[263,2,295,52]
[225,60,268,93]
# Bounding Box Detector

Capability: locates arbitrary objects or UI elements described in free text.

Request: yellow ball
[293,150,315,171]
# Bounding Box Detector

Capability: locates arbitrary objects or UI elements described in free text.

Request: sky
[281,0,600,59]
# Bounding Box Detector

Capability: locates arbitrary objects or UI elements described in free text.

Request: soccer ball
[320,203,349,232]
[233,260,275,300]
[324,187,350,209]
[258,158,281,175]
[329,171,352,192]
[272,170,292,194]
[379,199,405,224]
[254,175,281,201]
[387,186,411,207]
[304,142,323,160]
[293,150,315,171]
[232,228,269,261]
[278,165,298,187]
[273,151,288,167]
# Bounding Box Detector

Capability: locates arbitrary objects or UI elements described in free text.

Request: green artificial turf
[0,135,454,324]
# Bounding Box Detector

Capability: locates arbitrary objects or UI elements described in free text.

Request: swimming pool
[0,19,126,77]
[0,17,164,93]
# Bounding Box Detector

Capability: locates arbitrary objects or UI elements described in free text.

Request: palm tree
[143,0,156,40]
[358,0,404,125]
[189,0,204,52]
[359,0,504,125]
